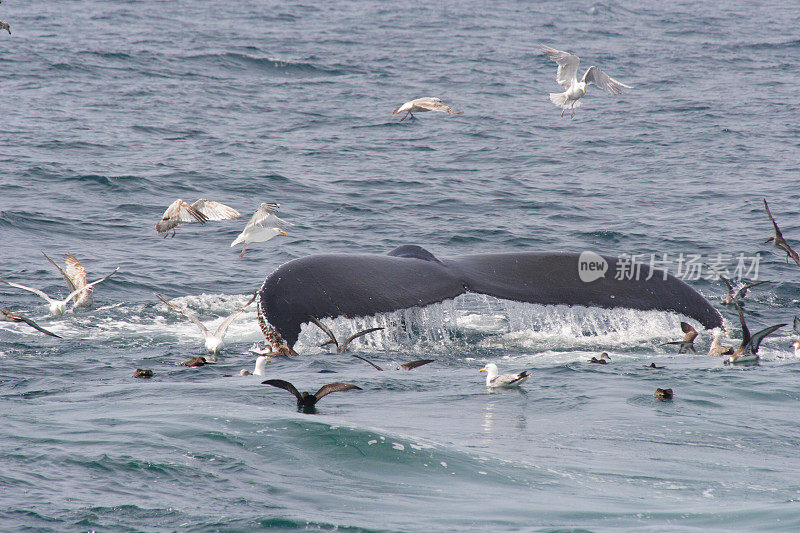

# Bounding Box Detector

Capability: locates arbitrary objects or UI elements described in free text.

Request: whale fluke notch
[258,246,724,349]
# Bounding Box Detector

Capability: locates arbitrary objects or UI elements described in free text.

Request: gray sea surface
[2,0,800,531]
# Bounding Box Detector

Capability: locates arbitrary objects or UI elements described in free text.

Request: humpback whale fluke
[257,245,723,349]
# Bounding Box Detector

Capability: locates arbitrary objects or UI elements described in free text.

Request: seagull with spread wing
[392,97,462,122]
[156,199,240,238]
[540,45,632,118]
[230,203,293,257]
[42,251,101,309]
[1,267,119,315]
[155,292,256,360]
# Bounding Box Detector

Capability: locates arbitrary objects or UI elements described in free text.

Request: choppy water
[2,0,800,530]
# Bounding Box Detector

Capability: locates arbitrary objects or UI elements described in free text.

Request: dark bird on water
[589,353,611,364]
[0,308,61,337]
[262,379,361,410]
[647,363,665,369]
[182,356,207,367]
[661,322,698,354]
[307,315,384,353]
[134,369,153,378]
[654,388,673,400]
[763,199,800,266]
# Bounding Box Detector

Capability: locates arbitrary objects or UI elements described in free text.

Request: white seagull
[392,97,462,122]
[540,45,632,118]
[42,251,98,308]
[230,203,293,257]
[479,363,531,388]
[156,199,240,238]
[240,355,270,376]
[1,267,119,315]
[155,292,256,360]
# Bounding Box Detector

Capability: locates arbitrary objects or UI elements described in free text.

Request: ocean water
[2,0,800,530]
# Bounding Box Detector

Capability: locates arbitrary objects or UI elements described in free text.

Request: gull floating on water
[392,97,462,122]
[723,299,785,365]
[661,322,699,354]
[262,379,362,411]
[763,199,800,266]
[0,308,61,337]
[1,267,119,315]
[42,251,100,309]
[231,203,293,257]
[156,199,240,238]
[540,44,632,118]
[155,292,256,360]
[479,363,530,388]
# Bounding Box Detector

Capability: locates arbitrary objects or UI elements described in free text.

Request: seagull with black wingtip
[763,198,800,266]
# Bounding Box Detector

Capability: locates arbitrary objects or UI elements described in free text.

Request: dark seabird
[134,369,153,378]
[589,353,611,364]
[661,322,699,354]
[349,353,434,371]
[182,356,207,367]
[723,299,786,365]
[707,265,768,306]
[307,315,384,353]
[647,363,665,369]
[262,379,361,410]
[654,388,673,400]
[0,308,61,337]
[764,199,800,266]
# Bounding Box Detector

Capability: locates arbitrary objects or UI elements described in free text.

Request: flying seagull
[42,251,99,308]
[156,199,240,238]
[0,267,119,315]
[231,203,293,257]
[307,315,384,353]
[262,379,362,411]
[763,198,800,266]
[0,308,61,337]
[479,363,530,388]
[392,97,462,122]
[540,44,632,118]
[661,322,699,354]
[724,299,785,365]
[155,292,256,360]
[706,264,768,306]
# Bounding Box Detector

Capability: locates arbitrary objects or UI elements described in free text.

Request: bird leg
[399,111,409,122]
[162,232,168,239]
[170,229,176,238]
[560,107,565,118]
[239,244,247,258]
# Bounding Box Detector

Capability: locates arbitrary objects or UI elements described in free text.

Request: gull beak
[280,231,288,236]
[581,87,586,94]
[479,368,486,373]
